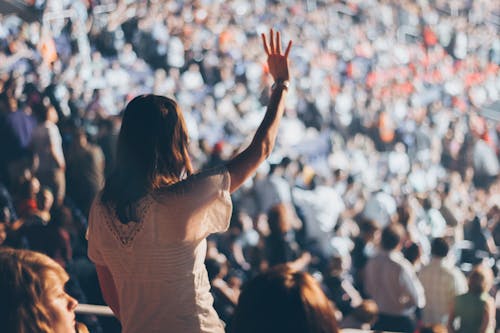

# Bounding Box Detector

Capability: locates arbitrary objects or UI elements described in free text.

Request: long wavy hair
[0,248,69,333]
[101,95,193,223]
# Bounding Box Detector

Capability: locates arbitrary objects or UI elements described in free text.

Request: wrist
[271,80,290,90]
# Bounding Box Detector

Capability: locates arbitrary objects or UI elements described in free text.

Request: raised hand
[261,29,292,83]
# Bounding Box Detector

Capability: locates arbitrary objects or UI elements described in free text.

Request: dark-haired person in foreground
[86,30,292,333]
[363,223,426,333]
[230,265,339,333]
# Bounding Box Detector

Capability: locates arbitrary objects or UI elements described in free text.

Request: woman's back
[87,167,231,333]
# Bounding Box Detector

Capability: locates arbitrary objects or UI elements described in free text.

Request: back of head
[468,263,494,294]
[0,248,67,333]
[230,265,339,333]
[381,223,405,251]
[102,94,193,222]
[431,237,449,258]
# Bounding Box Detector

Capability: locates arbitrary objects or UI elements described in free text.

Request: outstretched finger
[269,29,275,54]
[277,31,282,54]
[284,40,293,58]
[261,33,270,55]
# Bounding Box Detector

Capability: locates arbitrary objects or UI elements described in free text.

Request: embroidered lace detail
[104,195,154,247]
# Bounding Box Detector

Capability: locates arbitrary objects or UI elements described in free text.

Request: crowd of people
[1,0,499,332]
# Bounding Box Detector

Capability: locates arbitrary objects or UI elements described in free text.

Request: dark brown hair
[101,95,193,223]
[230,265,339,333]
[468,264,494,294]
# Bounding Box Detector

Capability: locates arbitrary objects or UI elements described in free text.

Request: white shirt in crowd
[364,250,426,317]
[418,257,468,325]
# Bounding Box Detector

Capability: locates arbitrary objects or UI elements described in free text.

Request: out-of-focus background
[0,1,499,332]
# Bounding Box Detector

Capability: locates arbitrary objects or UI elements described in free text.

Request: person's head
[403,241,422,266]
[359,219,380,242]
[117,94,193,184]
[468,263,494,294]
[230,265,339,333]
[37,187,54,213]
[431,237,450,258]
[0,248,78,333]
[381,223,405,251]
[102,94,193,221]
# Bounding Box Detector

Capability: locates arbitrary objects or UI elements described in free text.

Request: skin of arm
[448,303,456,333]
[226,30,292,194]
[479,297,495,333]
[95,264,121,320]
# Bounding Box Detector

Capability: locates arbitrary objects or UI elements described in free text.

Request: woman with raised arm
[86,30,292,333]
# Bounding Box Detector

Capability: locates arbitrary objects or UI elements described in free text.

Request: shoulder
[157,165,230,196]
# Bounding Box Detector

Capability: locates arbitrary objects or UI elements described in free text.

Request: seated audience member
[364,223,425,333]
[230,265,339,333]
[0,247,86,333]
[419,237,468,326]
[448,263,495,333]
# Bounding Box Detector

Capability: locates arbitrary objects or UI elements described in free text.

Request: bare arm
[479,297,495,333]
[95,264,120,320]
[226,30,292,193]
[448,302,456,333]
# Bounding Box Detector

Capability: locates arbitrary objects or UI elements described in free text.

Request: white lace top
[87,167,232,333]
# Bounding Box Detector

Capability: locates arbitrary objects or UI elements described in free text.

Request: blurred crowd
[1,0,499,332]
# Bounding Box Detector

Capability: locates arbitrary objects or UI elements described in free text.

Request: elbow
[260,139,274,160]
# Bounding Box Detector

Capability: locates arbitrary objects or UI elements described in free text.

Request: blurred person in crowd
[419,237,468,326]
[265,203,310,270]
[20,187,72,267]
[31,100,66,206]
[403,240,423,271]
[467,215,498,257]
[0,91,37,183]
[292,173,345,260]
[448,263,495,333]
[322,255,363,317]
[205,255,239,325]
[13,176,40,219]
[66,128,105,216]
[87,30,292,333]
[229,265,340,333]
[350,219,380,294]
[340,299,379,330]
[0,182,18,225]
[0,248,86,333]
[364,223,426,333]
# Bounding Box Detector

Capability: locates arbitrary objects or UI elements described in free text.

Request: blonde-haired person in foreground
[0,248,87,333]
